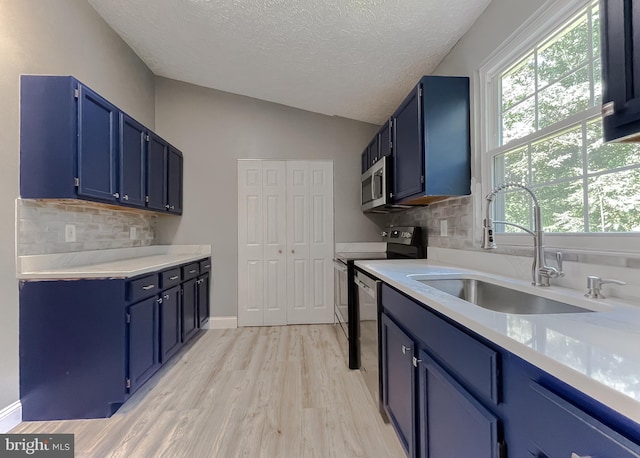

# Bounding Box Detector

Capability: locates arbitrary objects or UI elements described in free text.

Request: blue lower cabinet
[380,283,640,457]
[160,285,182,363]
[418,350,499,458]
[381,313,416,457]
[197,273,210,327]
[19,257,210,420]
[182,278,198,342]
[127,296,160,393]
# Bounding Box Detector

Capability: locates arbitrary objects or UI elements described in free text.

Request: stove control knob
[381,231,388,237]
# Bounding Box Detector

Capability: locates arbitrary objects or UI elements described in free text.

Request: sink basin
[416,278,594,314]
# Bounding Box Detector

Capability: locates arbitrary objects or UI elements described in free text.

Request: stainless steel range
[333,227,424,374]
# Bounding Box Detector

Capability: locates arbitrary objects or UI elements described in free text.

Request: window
[481,0,640,242]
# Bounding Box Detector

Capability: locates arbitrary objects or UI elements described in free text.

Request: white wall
[154,77,380,317]
[0,0,155,413]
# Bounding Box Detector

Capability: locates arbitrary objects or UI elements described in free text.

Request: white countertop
[17,245,211,279]
[355,259,640,425]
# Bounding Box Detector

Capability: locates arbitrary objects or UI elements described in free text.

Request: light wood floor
[12,324,405,458]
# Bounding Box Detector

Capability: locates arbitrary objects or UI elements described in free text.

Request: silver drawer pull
[203,265,210,268]
[157,297,163,304]
[412,356,422,367]
[401,345,411,355]
[142,284,155,290]
[189,269,197,274]
[169,275,179,280]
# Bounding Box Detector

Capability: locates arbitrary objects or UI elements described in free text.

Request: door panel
[182,278,198,342]
[159,286,181,363]
[238,161,264,326]
[119,113,146,207]
[393,86,424,201]
[147,133,167,211]
[77,85,118,202]
[167,146,182,213]
[128,296,159,393]
[262,161,287,325]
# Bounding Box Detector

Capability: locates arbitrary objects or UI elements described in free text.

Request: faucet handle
[585,275,626,299]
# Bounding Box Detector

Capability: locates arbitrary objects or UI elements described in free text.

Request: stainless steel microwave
[361,156,411,213]
[361,156,389,212]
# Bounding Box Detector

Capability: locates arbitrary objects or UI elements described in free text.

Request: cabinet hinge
[146,134,150,142]
[74,88,79,99]
[126,378,131,390]
[420,175,424,184]
[74,177,79,187]
[145,195,149,203]
[126,313,131,323]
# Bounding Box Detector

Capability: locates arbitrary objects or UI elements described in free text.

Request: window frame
[475,0,640,254]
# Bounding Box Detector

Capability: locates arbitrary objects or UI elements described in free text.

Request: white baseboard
[0,401,22,433]
[210,316,237,329]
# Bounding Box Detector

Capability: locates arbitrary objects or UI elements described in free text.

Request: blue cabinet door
[147,132,168,211]
[369,135,380,165]
[182,278,198,342]
[381,313,416,457]
[167,146,183,214]
[393,85,423,202]
[197,273,210,327]
[127,296,159,393]
[601,0,640,141]
[379,120,392,159]
[418,350,499,458]
[361,147,370,173]
[119,113,146,207]
[159,285,182,363]
[77,84,119,202]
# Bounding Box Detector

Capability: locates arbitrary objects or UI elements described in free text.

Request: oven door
[333,259,349,359]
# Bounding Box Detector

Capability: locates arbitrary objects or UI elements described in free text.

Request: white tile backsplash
[17,199,157,256]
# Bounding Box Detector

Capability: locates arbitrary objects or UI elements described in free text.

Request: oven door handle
[333,260,348,272]
[354,278,377,299]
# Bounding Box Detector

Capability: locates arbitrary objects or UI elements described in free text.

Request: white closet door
[237,160,264,327]
[308,161,334,323]
[262,161,287,325]
[286,161,311,324]
[286,161,334,324]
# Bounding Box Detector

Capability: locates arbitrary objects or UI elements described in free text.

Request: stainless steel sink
[416,278,594,314]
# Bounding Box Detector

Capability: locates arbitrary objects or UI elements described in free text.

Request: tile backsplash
[17,199,157,256]
[383,196,474,250]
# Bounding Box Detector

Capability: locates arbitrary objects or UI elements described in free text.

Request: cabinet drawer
[182,263,200,280]
[127,274,159,303]
[527,382,640,457]
[160,268,181,289]
[199,259,211,274]
[381,284,499,404]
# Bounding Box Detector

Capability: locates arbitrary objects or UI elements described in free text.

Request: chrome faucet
[482,182,564,287]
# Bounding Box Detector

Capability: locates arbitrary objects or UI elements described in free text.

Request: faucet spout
[483,182,563,286]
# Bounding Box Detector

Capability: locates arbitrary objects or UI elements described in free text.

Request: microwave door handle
[371,174,377,200]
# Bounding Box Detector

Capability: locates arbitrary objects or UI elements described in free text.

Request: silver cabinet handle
[204,265,210,268]
[412,356,422,367]
[571,454,592,458]
[170,205,175,210]
[142,284,155,290]
[189,269,197,274]
[113,192,120,198]
[401,345,411,355]
[157,297,163,304]
[123,194,129,201]
[163,294,169,300]
[169,275,179,280]
[165,204,170,209]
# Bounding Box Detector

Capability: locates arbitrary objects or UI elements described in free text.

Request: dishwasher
[354,268,382,407]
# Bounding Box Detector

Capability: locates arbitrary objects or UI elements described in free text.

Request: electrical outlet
[440,220,448,237]
[65,224,76,242]
[130,226,137,240]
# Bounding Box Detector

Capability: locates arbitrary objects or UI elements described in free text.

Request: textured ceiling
[88,0,491,125]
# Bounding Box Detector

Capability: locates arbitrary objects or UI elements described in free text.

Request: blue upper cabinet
[77,85,119,202]
[392,76,471,204]
[20,75,183,214]
[146,132,168,211]
[167,146,183,214]
[119,113,146,207]
[378,119,392,160]
[601,0,640,141]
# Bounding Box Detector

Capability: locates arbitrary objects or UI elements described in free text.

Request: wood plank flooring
[12,325,405,458]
